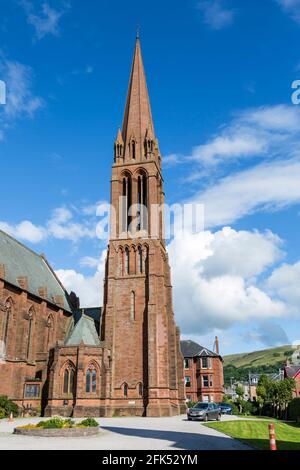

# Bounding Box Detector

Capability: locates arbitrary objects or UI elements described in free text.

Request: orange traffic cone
[269,423,277,451]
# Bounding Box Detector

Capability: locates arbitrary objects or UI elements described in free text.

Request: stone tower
[101,37,186,417]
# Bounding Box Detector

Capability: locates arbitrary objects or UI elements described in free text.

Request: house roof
[0,229,72,312]
[284,365,300,378]
[65,314,101,346]
[180,339,219,358]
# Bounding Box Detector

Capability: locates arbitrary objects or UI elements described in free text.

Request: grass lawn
[204,420,300,450]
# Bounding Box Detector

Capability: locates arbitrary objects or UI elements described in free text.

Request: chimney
[53,295,64,309]
[214,336,220,355]
[17,276,28,291]
[38,286,48,299]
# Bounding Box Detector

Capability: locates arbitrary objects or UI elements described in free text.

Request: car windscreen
[193,403,209,409]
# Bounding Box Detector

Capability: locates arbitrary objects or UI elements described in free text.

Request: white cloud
[276,0,300,24]
[0,204,98,244]
[0,220,46,243]
[267,261,300,308]
[20,1,70,40]
[79,256,99,268]
[172,105,300,169]
[197,0,235,30]
[0,58,43,139]
[167,228,287,336]
[56,251,106,307]
[195,158,300,228]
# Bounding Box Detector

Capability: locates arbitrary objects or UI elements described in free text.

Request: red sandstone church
[0,38,223,417]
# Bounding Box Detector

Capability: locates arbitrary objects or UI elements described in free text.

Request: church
[0,37,188,417]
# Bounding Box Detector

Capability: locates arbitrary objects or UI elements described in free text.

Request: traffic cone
[269,423,277,451]
[8,412,13,422]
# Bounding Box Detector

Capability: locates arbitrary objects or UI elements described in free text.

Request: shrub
[37,417,65,429]
[187,402,197,409]
[288,398,300,422]
[79,418,99,427]
[0,396,19,417]
[0,408,6,419]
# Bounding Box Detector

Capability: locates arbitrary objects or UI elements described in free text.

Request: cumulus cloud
[0,220,46,243]
[168,228,287,336]
[20,1,70,40]
[56,251,106,307]
[0,204,99,244]
[197,0,235,30]
[267,261,300,308]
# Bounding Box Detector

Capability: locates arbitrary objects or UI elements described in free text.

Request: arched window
[132,141,136,160]
[138,383,143,397]
[63,363,75,395]
[118,248,124,276]
[27,307,34,359]
[121,173,132,232]
[125,247,130,275]
[138,246,143,273]
[2,298,12,348]
[144,246,149,274]
[123,383,128,397]
[137,171,148,231]
[86,365,97,393]
[130,291,135,321]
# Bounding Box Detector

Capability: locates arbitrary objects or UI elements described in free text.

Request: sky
[0,0,300,355]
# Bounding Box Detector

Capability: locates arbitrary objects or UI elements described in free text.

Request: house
[180,338,224,403]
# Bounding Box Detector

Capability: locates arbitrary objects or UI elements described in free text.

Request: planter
[14,426,100,437]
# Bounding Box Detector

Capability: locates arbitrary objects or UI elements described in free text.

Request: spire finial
[136,24,140,40]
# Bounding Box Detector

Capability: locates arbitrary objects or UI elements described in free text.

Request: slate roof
[284,365,300,378]
[65,314,101,346]
[180,340,219,358]
[0,229,72,312]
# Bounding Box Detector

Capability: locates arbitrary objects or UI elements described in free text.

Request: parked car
[218,403,233,415]
[187,402,221,421]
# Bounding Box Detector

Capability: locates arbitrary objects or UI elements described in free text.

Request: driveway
[0,414,251,450]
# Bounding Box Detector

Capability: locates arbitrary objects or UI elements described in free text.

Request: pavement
[0,414,252,450]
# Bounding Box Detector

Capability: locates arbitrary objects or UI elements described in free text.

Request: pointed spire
[115,127,124,145]
[122,36,156,161]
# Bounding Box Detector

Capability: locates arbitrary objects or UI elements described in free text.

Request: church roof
[65,313,101,346]
[122,37,156,159]
[180,340,219,358]
[0,229,72,312]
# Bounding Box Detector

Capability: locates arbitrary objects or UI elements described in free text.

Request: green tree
[235,386,244,413]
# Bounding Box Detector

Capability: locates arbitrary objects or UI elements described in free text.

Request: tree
[235,386,244,413]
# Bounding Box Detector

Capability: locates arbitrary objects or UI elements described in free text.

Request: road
[0,414,252,450]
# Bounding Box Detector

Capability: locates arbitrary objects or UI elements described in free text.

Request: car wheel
[217,414,221,421]
[188,417,192,421]
[204,414,208,422]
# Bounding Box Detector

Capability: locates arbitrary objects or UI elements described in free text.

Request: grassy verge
[204,420,300,450]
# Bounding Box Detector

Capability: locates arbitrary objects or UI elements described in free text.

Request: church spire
[121,36,156,161]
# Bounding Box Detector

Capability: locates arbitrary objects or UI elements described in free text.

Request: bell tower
[101,37,186,417]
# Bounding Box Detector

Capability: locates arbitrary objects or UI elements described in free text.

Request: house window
[185,376,191,388]
[86,366,97,393]
[24,384,40,398]
[202,357,208,368]
[209,375,213,387]
[184,358,189,369]
[203,395,209,403]
[203,375,209,387]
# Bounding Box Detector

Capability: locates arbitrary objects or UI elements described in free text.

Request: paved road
[0,415,252,450]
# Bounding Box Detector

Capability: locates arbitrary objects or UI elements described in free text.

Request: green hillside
[223,345,294,385]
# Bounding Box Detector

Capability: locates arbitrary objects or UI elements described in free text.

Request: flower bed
[14,417,100,437]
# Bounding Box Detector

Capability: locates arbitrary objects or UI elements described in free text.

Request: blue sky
[1,0,300,355]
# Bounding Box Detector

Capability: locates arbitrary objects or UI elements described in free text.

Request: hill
[223,345,294,385]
